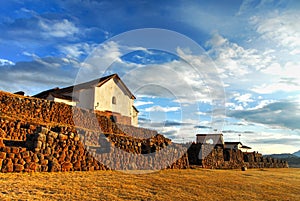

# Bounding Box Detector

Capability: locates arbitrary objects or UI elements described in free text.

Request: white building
[225,142,252,152]
[34,74,139,126]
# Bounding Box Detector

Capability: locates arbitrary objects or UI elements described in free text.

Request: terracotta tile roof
[33,87,60,99]
[33,73,136,101]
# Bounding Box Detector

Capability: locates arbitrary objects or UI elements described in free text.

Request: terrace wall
[187,143,288,169]
[0,91,189,172]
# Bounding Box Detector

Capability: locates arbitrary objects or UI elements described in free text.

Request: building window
[112,96,116,104]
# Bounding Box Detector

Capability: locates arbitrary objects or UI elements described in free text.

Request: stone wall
[0,117,37,141]
[0,127,107,173]
[116,124,158,139]
[95,111,132,126]
[0,125,189,172]
[0,91,189,172]
[188,143,288,169]
[0,91,287,171]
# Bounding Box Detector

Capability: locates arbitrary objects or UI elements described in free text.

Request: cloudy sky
[0,0,300,154]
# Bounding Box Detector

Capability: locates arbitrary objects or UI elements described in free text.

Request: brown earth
[0,168,299,201]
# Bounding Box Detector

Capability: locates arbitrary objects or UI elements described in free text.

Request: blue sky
[0,0,300,154]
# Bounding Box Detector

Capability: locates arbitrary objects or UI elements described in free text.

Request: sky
[0,0,300,154]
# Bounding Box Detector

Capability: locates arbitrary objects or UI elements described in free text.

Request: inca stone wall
[0,117,37,141]
[0,125,189,173]
[0,127,107,173]
[0,91,189,172]
[0,91,287,172]
[116,123,158,139]
[188,143,288,169]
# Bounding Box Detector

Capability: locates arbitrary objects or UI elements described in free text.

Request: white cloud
[226,102,244,111]
[205,32,300,96]
[205,32,227,47]
[228,101,300,130]
[144,106,180,112]
[234,93,254,104]
[251,61,300,94]
[0,57,79,95]
[22,51,39,59]
[194,111,207,116]
[252,82,300,94]
[246,131,300,154]
[134,101,154,107]
[39,18,79,38]
[0,59,15,66]
[236,0,255,16]
[206,33,273,81]
[248,99,275,110]
[251,10,300,55]
[59,42,98,59]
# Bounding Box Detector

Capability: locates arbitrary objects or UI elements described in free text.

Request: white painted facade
[43,75,139,126]
[226,143,242,150]
[75,88,95,110]
[131,106,139,126]
[47,94,77,106]
[93,78,133,117]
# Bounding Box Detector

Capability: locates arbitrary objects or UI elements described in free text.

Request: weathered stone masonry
[0,91,189,172]
[187,143,288,169]
[0,91,287,172]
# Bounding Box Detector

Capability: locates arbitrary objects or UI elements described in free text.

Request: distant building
[225,142,252,152]
[34,74,139,126]
[195,134,252,152]
[196,134,225,147]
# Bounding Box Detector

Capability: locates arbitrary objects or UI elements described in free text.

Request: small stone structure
[196,134,224,147]
[187,143,288,169]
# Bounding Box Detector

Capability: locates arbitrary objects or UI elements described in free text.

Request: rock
[0,152,6,159]
[34,140,42,149]
[40,159,48,166]
[2,158,13,173]
[49,160,61,172]
[32,154,39,163]
[29,162,40,172]
[59,134,68,141]
[7,153,15,159]
[48,131,58,139]
[61,162,73,171]
[11,147,20,154]
[21,151,30,159]
[73,161,81,171]
[0,138,5,147]
[36,127,48,134]
[0,158,3,171]
[36,133,46,142]
[14,164,24,172]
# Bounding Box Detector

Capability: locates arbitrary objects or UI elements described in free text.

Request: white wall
[226,143,242,150]
[47,95,76,106]
[53,77,139,125]
[94,78,132,117]
[75,88,95,110]
[131,106,139,126]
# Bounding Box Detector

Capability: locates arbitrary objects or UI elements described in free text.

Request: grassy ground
[0,168,299,201]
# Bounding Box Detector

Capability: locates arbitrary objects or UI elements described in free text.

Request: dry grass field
[0,168,299,201]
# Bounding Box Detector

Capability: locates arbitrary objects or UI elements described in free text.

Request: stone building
[34,74,139,126]
[196,134,225,147]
